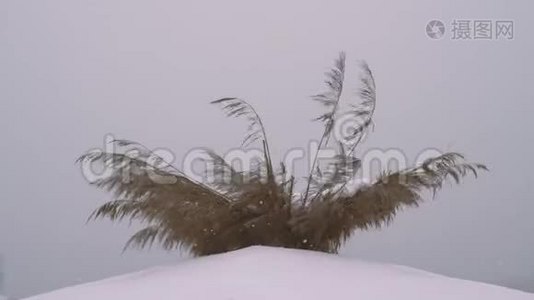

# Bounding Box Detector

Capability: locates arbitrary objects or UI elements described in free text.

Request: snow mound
[25,246,533,300]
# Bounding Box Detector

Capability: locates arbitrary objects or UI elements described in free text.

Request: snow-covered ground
[24,246,534,300]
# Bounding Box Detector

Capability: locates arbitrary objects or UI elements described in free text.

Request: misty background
[1,0,533,298]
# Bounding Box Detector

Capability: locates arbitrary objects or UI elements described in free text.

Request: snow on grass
[24,246,534,300]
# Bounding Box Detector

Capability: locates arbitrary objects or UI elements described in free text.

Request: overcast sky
[1,0,533,298]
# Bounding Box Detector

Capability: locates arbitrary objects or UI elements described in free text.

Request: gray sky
[1,0,533,298]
